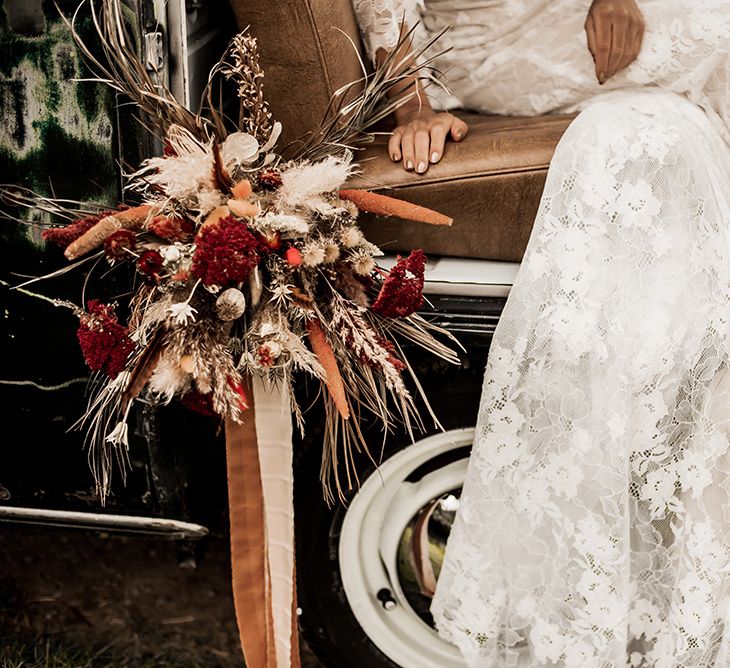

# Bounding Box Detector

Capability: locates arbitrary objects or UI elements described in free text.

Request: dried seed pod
[216,288,247,321]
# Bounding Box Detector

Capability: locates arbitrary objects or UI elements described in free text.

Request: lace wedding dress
[352,1,730,666]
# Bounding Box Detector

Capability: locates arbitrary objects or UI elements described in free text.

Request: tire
[295,458,399,668]
[295,332,490,668]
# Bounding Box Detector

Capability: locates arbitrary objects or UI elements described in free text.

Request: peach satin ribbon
[225,377,301,667]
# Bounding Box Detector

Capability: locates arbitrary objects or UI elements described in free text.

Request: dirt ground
[0,525,322,667]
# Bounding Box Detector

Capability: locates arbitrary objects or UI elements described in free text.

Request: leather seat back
[228,0,366,151]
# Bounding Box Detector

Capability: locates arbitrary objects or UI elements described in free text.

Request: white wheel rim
[339,428,473,668]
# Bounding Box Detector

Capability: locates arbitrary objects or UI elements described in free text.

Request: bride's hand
[389,109,469,174]
[585,0,645,84]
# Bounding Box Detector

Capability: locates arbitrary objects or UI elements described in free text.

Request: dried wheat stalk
[217,33,273,141]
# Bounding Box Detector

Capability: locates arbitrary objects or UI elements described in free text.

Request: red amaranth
[191,216,260,288]
[370,249,426,318]
[76,300,135,379]
[43,213,107,249]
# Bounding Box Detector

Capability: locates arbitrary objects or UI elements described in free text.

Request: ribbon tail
[225,384,277,668]
[252,376,299,668]
[291,544,301,668]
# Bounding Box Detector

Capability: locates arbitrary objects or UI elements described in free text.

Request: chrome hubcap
[338,428,473,668]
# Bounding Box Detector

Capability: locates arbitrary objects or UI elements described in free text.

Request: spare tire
[295,320,494,668]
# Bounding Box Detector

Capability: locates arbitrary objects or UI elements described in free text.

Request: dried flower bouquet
[3,0,459,504]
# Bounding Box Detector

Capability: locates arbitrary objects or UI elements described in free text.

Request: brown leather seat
[229,0,574,262]
[350,113,574,262]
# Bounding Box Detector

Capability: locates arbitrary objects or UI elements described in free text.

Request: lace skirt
[428,3,730,667]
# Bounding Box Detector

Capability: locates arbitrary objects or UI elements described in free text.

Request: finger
[388,131,402,162]
[614,19,640,74]
[429,122,447,163]
[616,28,637,73]
[593,12,613,84]
[605,15,627,80]
[450,116,468,142]
[401,131,415,171]
[585,13,597,63]
[414,129,431,173]
[622,21,644,71]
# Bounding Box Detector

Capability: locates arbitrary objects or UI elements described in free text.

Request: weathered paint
[0,1,118,235]
[0,1,228,524]
[0,2,134,509]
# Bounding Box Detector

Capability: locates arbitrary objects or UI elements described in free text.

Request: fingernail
[417,161,427,173]
[430,151,439,163]
[455,131,462,139]
[598,71,605,81]
[406,160,414,170]
[392,153,401,161]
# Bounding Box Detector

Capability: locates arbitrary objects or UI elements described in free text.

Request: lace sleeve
[351,0,423,63]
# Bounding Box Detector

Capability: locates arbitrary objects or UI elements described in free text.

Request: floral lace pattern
[350,0,424,62]
[350,1,730,666]
[431,87,730,666]
[352,1,730,129]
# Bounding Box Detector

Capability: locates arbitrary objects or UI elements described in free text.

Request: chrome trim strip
[0,506,208,539]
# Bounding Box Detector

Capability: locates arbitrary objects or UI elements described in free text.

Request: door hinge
[143,30,165,73]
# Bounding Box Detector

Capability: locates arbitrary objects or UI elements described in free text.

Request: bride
[352,1,730,666]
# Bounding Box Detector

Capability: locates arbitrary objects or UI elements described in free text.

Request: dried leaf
[121,329,166,413]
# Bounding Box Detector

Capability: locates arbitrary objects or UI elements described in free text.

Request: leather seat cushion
[347,112,576,262]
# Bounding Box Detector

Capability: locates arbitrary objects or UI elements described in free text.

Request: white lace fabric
[350,1,730,666]
[351,0,422,62]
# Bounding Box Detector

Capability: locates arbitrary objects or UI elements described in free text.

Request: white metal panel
[379,254,520,298]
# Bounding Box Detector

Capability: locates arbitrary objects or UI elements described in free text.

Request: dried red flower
[256,344,276,367]
[137,249,164,280]
[257,168,283,191]
[171,270,190,283]
[104,229,137,262]
[76,300,135,379]
[191,216,260,288]
[43,212,110,249]
[148,215,195,242]
[370,249,426,318]
[180,390,217,417]
[257,230,281,252]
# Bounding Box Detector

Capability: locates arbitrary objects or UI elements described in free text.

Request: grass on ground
[0,639,208,668]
